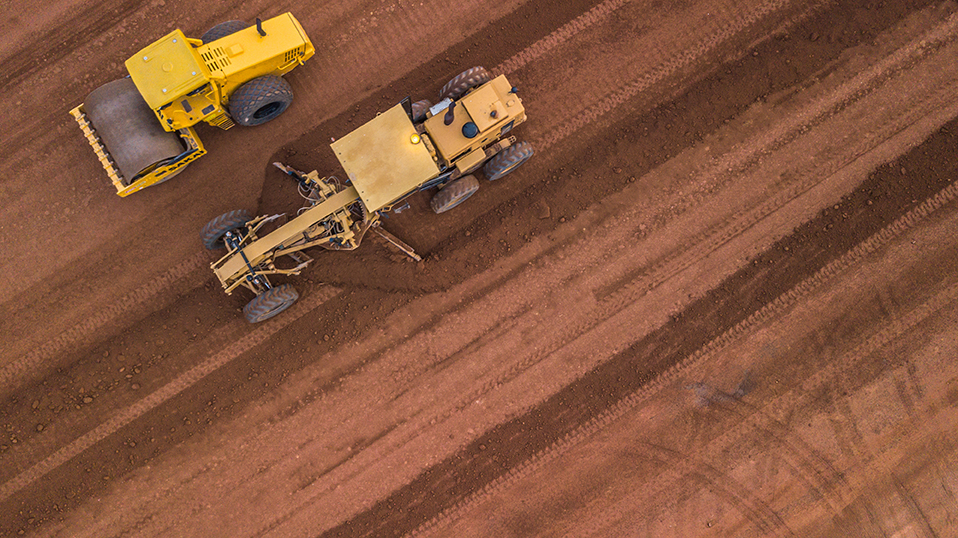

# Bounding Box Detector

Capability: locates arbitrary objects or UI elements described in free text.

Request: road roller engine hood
[126,13,314,131]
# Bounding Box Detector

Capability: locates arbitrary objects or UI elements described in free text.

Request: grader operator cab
[70,13,314,196]
[201,67,535,323]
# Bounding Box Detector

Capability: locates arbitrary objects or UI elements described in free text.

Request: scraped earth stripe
[494,0,633,76]
[411,182,958,536]
[0,286,341,504]
[535,0,822,152]
[0,251,209,393]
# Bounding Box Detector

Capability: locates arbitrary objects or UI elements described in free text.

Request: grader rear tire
[200,210,251,249]
[439,67,491,101]
[201,21,249,43]
[484,141,534,181]
[411,99,432,123]
[244,285,299,323]
[431,175,480,214]
[229,76,293,127]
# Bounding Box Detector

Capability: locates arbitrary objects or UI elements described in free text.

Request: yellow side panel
[456,148,487,175]
[205,13,316,99]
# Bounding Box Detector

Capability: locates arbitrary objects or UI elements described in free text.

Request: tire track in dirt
[534,0,827,152]
[410,182,958,536]
[0,285,341,504]
[892,475,940,538]
[639,442,795,536]
[493,0,633,76]
[0,251,208,395]
[597,15,958,299]
[0,0,146,93]
[697,390,850,512]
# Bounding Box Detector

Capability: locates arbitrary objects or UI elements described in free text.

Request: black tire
[431,175,480,214]
[201,21,249,43]
[439,67,491,101]
[229,76,293,127]
[200,210,251,249]
[411,99,432,122]
[244,284,299,323]
[484,141,534,181]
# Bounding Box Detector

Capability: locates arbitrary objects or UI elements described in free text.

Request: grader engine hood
[331,105,440,212]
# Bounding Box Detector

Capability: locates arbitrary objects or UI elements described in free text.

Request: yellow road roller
[70,13,314,196]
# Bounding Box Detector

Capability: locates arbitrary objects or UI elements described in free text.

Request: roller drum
[83,78,184,184]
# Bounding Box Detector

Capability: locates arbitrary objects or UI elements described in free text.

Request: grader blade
[82,78,185,185]
[371,222,422,262]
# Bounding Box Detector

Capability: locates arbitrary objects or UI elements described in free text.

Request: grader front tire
[244,285,299,323]
[200,210,252,249]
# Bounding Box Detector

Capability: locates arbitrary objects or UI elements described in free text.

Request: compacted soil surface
[3,0,958,536]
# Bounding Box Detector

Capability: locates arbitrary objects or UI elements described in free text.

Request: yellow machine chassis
[208,71,529,300]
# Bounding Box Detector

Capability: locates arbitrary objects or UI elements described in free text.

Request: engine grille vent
[201,47,232,72]
[284,47,303,64]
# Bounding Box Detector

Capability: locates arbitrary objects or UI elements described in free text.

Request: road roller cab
[70,12,314,197]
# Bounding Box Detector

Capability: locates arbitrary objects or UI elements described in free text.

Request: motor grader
[201,67,535,323]
[70,13,314,197]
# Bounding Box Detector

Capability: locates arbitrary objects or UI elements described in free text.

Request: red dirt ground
[3,0,958,536]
